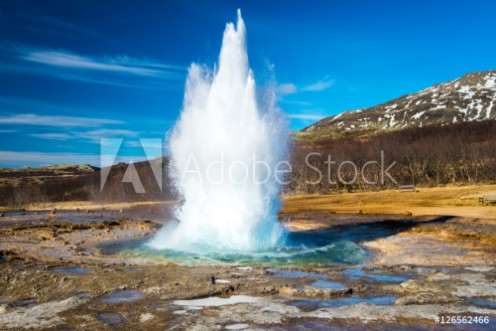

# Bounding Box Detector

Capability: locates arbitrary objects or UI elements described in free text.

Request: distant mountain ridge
[301,70,496,139]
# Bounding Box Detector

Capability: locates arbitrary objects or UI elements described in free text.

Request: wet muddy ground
[0,204,495,330]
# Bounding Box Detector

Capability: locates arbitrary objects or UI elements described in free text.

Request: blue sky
[1,0,495,167]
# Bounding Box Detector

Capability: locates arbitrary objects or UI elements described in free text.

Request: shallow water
[52,268,88,275]
[225,324,250,330]
[343,268,408,282]
[173,295,262,307]
[268,269,329,279]
[310,280,346,289]
[287,295,398,311]
[466,297,496,309]
[99,312,125,325]
[108,229,370,267]
[100,290,144,304]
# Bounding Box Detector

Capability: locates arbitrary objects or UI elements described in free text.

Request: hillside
[0,164,99,178]
[0,159,173,206]
[299,70,496,142]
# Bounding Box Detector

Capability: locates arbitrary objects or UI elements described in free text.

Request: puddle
[343,268,408,282]
[59,215,113,223]
[100,290,144,304]
[13,299,37,307]
[310,280,346,289]
[287,295,398,311]
[173,295,262,308]
[99,312,125,325]
[267,269,328,279]
[226,324,250,330]
[52,268,88,275]
[466,297,496,309]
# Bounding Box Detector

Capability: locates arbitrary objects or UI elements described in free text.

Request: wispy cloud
[28,129,140,143]
[29,133,73,140]
[287,113,324,121]
[277,83,297,95]
[1,43,186,88]
[126,140,164,149]
[0,151,149,168]
[82,129,139,142]
[0,151,100,167]
[301,76,335,91]
[277,76,335,95]
[0,113,123,127]
[22,50,176,77]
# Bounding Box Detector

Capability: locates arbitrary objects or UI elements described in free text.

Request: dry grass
[2,200,179,212]
[282,184,496,219]
[5,184,496,220]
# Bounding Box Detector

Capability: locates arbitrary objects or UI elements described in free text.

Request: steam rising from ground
[149,10,289,253]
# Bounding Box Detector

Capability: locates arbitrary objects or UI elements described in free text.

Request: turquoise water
[109,236,369,267]
[98,223,404,267]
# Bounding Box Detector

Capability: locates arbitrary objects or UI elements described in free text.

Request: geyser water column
[149,10,289,253]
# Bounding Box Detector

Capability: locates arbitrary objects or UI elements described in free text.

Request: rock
[0,303,10,314]
[139,313,154,323]
[395,292,461,305]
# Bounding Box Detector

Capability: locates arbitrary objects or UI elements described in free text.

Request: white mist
[149,10,288,253]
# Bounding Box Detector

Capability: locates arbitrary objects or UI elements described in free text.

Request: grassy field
[282,184,496,219]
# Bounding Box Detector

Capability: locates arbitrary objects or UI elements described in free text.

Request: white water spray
[150,10,288,253]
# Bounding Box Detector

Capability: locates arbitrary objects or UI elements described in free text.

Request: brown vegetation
[287,120,496,194]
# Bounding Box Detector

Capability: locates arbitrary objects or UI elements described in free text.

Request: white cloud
[0,151,149,167]
[277,83,297,95]
[82,129,139,142]
[126,141,164,149]
[1,44,186,88]
[0,113,123,127]
[29,133,73,140]
[0,151,100,166]
[301,77,335,92]
[23,50,166,77]
[277,76,334,95]
[287,113,324,121]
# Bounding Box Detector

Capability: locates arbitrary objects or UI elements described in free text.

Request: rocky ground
[0,204,495,330]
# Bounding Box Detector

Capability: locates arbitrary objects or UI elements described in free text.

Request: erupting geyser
[149,10,289,253]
